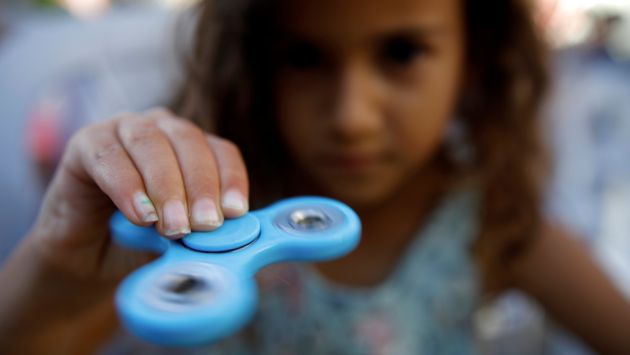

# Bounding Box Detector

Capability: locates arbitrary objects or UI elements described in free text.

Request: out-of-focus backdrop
[0,0,189,260]
[0,1,629,354]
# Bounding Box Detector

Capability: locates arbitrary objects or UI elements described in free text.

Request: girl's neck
[291,164,450,287]
[355,164,448,245]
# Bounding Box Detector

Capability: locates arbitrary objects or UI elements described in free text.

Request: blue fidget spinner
[110,196,361,347]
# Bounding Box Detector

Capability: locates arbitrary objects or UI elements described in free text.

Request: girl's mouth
[316,152,387,174]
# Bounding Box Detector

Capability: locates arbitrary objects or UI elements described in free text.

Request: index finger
[206,136,250,218]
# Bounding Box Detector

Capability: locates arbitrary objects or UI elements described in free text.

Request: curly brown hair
[173,0,550,293]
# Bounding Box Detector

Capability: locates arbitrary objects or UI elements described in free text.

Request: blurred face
[274,0,465,208]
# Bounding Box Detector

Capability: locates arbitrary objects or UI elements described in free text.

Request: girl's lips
[316,153,386,172]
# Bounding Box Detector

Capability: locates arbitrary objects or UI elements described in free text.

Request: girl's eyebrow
[276,23,452,45]
[370,24,452,40]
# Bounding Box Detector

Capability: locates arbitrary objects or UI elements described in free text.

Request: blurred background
[0,0,629,354]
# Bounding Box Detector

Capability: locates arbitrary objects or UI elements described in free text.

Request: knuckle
[114,111,146,127]
[147,107,173,118]
[63,133,84,162]
[109,111,135,122]
[217,137,243,157]
[68,121,109,150]
[67,126,88,149]
[92,137,124,165]
[122,123,160,147]
[162,118,204,140]
[127,129,154,147]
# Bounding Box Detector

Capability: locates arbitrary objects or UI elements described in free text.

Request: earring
[443,118,475,168]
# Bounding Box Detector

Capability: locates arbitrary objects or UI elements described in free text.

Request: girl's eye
[380,36,426,67]
[280,41,324,70]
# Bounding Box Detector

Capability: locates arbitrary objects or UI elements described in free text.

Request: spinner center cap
[182,214,260,252]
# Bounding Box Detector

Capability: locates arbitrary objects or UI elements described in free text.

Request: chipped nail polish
[133,191,158,223]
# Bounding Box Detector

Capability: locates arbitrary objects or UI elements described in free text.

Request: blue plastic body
[110,196,361,347]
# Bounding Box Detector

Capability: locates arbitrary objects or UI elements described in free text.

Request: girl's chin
[290,164,404,210]
[316,178,399,211]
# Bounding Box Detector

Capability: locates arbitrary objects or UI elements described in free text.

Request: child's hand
[34,108,248,277]
[0,109,249,353]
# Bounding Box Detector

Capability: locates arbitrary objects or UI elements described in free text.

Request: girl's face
[274,0,465,207]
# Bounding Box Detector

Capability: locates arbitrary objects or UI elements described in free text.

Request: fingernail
[222,189,248,215]
[133,192,158,223]
[163,200,191,236]
[191,198,222,230]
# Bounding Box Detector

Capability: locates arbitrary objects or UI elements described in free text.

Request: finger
[155,114,224,231]
[117,113,190,239]
[69,120,159,227]
[206,135,250,218]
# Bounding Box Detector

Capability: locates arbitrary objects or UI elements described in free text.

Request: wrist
[0,238,118,353]
[0,229,117,348]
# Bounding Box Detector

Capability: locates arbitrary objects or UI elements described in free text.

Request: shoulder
[507,221,587,284]
[506,222,630,353]
[506,221,592,294]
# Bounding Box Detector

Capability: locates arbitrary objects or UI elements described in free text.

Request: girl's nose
[329,65,385,143]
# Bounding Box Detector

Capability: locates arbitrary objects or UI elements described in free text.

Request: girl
[1,0,630,353]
